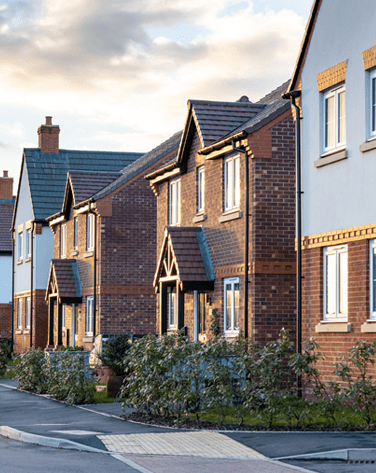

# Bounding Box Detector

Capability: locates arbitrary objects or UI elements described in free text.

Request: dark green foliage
[98,335,131,376]
[0,338,12,378]
[210,309,220,337]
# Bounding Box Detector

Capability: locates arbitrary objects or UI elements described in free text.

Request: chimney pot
[38,116,60,153]
[3,171,8,178]
[46,116,52,126]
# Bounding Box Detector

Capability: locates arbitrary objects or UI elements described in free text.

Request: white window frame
[369,69,376,139]
[18,230,23,261]
[323,85,346,154]
[74,217,78,250]
[224,277,240,335]
[167,288,177,330]
[26,229,32,259]
[25,297,31,329]
[323,245,348,321]
[224,154,240,212]
[169,178,180,226]
[197,166,205,214]
[370,240,376,320]
[62,303,66,330]
[61,224,67,258]
[86,296,94,336]
[17,299,23,329]
[87,214,95,251]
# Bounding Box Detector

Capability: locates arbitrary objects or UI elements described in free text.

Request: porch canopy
[154,226,215,293]
[46,259,82,303]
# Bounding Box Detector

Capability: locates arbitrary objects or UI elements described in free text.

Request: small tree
[98,335,131,376]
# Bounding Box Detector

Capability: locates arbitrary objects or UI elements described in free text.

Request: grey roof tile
[0,198,15,252]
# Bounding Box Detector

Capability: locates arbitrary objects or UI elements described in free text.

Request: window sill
[198,333,207,342]
[15,330,23,334]
[360,139,376,153]
[83,251,94,258]
[16,260,23,266]
[314,149,348,168]
[315,322,351,333]
[225,330,239,339]
[218,211,242,224]
[25,257,31,263]
[24,329,30,334]
[361,321,376,333]
[71,250,79,256]
[193,214,207,223]
[83,336,94,342]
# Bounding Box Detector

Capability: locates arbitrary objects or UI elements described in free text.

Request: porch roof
[154,227,215,291]
[46,259,82,302]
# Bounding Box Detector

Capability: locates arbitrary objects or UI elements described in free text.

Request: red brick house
[147,84,297,343]
[0,171,15,339]
[45,132,181,351]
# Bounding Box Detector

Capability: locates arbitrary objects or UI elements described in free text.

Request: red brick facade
[0,303,11,339]
[153,109,296,343]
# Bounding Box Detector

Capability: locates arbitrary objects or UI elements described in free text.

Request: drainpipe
[193,290,198,342]
[30,221,34,348]
[89,209,97,338]
[232,142,249,339]
[282,90,302,393]
[11,231,15,349]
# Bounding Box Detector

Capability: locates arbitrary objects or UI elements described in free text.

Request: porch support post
[57,301,63,346]
[177,281,184,331]
[48,296,54,347]
[193,290,198,342]
[160,283,167,335]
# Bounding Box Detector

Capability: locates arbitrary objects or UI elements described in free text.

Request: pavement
[2,378,376,472]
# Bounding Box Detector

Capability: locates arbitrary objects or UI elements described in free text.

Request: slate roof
[190,100,265,147]
[46,259,82,301]
[17,149,143,224]
[154,227,214,288]
[256,80,290,104]
[68,170,122,207]
[0,198,15,253]
[93,131,182,201]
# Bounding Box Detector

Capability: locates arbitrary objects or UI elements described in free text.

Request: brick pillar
[38,116,60,153]
[0,171,13,199]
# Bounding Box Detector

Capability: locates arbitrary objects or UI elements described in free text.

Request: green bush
[0,338,12,378]
[13,348,49,393]
[98,335,131,376]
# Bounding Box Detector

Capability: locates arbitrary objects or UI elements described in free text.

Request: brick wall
[0,303,12,338]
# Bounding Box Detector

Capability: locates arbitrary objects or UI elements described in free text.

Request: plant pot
[106,375,124,398]
[97,366,113,384]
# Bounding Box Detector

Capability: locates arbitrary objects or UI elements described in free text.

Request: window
[324,245,348,321]
[370,240,376,320]
[25,297,31,329]
[169,178,180,226]
[224,155,240,212]
[26,229,32,259]
[18,231,23,261]
[74,217,78,250]
[86,214,95,251]
[61,224,67,258]
[167,287,177,330]
[224,277,239,333]
[197,166,205,214]
[62,304,66,330]
[198,293,206,334]
[370,69,376,139]
[17,299,23,329]
[86,296,94,335]
[323,85,346,153]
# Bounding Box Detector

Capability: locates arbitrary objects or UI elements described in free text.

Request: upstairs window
[323,85,346,153]
[169,178,180,226]
[18,230,23,261]
[86,214,95,251]
[74,217,78,250]
[26,229,32,259]
[225,155,240,212]
[324,245,348,321]
[197,166,205,214]
[61,224,67,258]
[370,69,376,139]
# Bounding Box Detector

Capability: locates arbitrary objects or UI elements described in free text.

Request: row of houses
[1,0,376,378]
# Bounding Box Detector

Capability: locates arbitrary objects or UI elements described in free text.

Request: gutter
[232,141,249,339]
[199,131,247,156]
[282,89,302,394]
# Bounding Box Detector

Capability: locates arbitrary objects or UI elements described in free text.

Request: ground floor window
[324,245,348,321]
[86,296,94,335]
[17,299,23,329]
[198,293,206,334]
[370,240,376,320]
[168,287,177,330]
[62,304,66,330]
[25,297,31,329]
[224,277,239,334]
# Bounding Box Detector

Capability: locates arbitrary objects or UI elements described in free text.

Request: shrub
[98,335,131,376]
[0,338,12,378]
[13,348,49,393]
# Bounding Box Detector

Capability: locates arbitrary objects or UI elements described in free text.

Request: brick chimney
[0,171,13,199]
[38,116,60,153]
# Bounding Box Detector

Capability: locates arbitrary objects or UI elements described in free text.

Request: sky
[0,0,313,191]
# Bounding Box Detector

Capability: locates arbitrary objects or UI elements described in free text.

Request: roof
[287,0,322,93]
[0,198,15,253]
[94,131,182,201]
[256,80,291,104]
[154,227,215,290]
[46,259,82,301]
[14,148,143,226]
[189,99,265,147]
